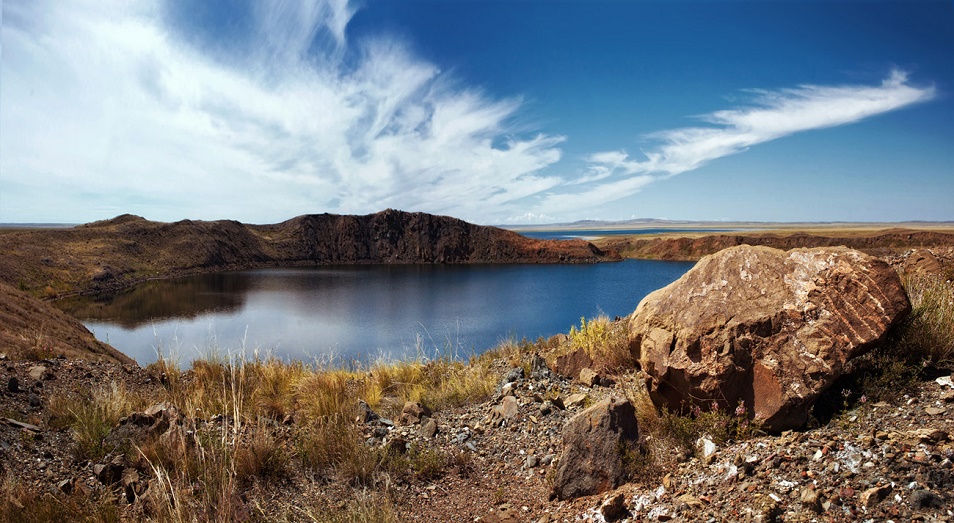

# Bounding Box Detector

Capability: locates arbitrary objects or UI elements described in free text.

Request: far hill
[596,228,954,264]
[508,218,954,231]
[0,209,618,297]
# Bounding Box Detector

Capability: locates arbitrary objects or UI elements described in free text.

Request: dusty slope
[0,283,133,364]
[0,210,618,297]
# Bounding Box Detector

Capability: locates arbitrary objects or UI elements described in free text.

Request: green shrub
[649,400,763,458]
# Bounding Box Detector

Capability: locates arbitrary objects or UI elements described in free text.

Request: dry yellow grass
[43,349,492,520]
[898,272,954,366]
[562,315,633,371]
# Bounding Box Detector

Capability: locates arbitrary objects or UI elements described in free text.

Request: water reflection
[57,273,254,328]
[59,261,695,366]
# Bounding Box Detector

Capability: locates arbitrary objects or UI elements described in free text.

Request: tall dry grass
[897,272,954,367]
[48,382,144,461]
[129,348,498,519]
[565,315,633,370]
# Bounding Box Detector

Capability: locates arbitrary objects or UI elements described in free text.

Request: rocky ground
[0,210,616,299]
[1,245,952,522]
[361,365,954,522]
[1,349,951,522]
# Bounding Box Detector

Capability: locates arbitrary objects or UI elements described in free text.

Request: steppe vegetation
[3,270,951,522]
[2,215,953,522]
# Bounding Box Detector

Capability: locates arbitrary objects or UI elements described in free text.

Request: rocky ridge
[0,209,618,297]
[599,230,954,265]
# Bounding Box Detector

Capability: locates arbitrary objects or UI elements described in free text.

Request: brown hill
[599,229,954,262]
[0,209,618,297]
[0,283,133,363]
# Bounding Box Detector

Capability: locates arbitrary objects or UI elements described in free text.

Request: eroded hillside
[0,210,618,297]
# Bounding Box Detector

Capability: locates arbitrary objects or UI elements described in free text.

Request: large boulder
[629,245,910,432]
[551,397,640,500]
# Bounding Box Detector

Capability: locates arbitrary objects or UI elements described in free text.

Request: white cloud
[504,70,934,222]
[0,0,938,225]
[584,69,935,183]
[504,212,557,225]
[0,0,565,223]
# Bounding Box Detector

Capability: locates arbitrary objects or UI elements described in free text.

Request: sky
[2,0,952,225]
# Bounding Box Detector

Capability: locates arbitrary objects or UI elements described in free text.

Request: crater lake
[57,260,695,366]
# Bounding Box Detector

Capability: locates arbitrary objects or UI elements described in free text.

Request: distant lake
[516,228,737,240]
[58,260,695,366]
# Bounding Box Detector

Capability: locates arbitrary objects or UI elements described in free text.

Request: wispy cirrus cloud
[0,0,564,223]
[0,0,939,225]
[582,70,935,185]
[506,70,936,223]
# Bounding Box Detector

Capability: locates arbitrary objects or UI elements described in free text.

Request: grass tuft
[48,382,140,461]
[0,479,120,523]
[313,489,400,523]
[566,315,633,370]
[893,272,954,368]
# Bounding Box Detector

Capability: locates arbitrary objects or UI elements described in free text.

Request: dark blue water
[517,228,737,240]
[59,260,694,366]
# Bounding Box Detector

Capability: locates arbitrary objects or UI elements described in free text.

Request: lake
[516,228,737,240]
[58,260,695,366]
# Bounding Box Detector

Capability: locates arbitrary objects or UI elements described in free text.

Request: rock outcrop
[600,229,954,262]
[0,210,619,297]
[629,245,911,431]
[553,348,594,380]
[551,396,640,500]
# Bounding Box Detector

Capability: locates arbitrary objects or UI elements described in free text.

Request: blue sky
[2,0,952,225]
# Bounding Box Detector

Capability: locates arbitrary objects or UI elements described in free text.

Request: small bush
[296,415,363,476]
[145,354,182,387]
[48,382,138,461]
[296,370,363,420]
[645,400,762,459]
[486,337,536,370]
[419,358,497,410]
[894,273,954,368]
[567,315,633,370]
[339,442,386,487]
[399,443,449,481]
[248,358,305,419]
[235,424,290,486]
[312,489,400,523]
[139,420,246,523]
[19,328,56,361]
[620,439,654,480]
